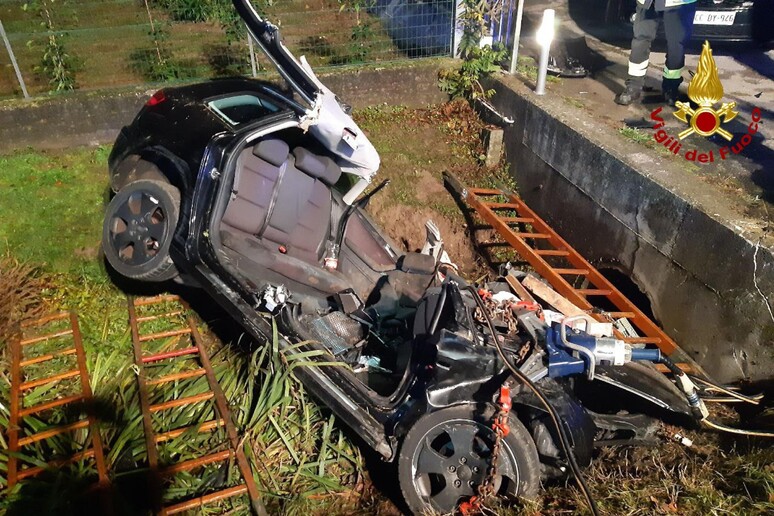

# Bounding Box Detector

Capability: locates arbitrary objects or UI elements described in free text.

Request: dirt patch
[370,203,479,276]
[355,101,496,278]
[414,170,447,204]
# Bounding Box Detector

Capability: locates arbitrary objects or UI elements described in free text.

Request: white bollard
[535,9,555,95]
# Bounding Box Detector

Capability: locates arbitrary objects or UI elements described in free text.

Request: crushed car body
[100,1,762,514]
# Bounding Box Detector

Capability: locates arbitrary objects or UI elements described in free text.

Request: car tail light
[146,89,167,107]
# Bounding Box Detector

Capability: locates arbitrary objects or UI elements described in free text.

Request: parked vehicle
[603,0,774,44]
[103,1,706,513]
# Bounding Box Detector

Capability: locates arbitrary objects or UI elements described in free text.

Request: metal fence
[0,0,455,99]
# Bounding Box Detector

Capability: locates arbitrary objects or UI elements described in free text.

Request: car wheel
[102,179,180,282]
[398,404,540,515]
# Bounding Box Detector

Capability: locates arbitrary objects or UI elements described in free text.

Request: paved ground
[515,0,773,226]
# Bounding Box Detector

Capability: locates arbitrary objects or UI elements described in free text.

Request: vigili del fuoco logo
[649,41,762,163]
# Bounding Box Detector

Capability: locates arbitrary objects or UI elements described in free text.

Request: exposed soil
[371,203,479,274]
[355,101,509,279]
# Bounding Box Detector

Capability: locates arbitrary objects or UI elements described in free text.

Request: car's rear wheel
[102,179,180,281]
[398,404,540,515]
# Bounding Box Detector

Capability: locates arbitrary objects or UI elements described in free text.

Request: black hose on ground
[467,286,600,516]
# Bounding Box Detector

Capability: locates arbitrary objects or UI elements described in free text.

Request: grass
[0,146,362,513]
[619,126,653,146]
[0,105,772,515]
[515,56,561,85]
[0,0,406,98]
[0,146,110,274]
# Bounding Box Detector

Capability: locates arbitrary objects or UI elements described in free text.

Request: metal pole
[0,19,30,99]
[535,42,550,94]
[508,0,526,74]
[452,0,464,57]
[247,32,258,78]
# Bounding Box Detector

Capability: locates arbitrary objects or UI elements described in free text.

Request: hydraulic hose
[659,356,774,438]
[467,286,600,516]
[690,375,763,405]
[658,354,707,421]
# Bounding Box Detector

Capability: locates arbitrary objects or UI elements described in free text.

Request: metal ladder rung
[20,312,70,328]
[160,450,233,476]
[485,202,522,209]
[20,394,84,417]
[16,449,96,480]
[134,294,181,307]
[139,327,192,342]
[623,337,662,344]
[514,233,551,239]
[18,419,90,446]
[605,311,636,318]
[147,368,207,386]
[501,217,535,224]
[136,310,185,323]
[576,289,613,296]
[20,369,80,390]
[155,419,225,443]
[149,392,214,413]
[142,346,199,364]
[162,484,248,515]
[469,188,505,195]
[555,268,589,275]
[20,347,77,367]
[535,249,570,256]
[20,329,73,346]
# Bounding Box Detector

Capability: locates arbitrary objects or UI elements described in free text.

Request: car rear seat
[221,139,287,235]
[220,139,350,296]
[260,147,341,263]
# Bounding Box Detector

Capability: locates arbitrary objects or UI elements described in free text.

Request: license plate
[693,10,736,25]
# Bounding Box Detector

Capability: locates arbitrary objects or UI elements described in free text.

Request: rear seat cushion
[221,227,351,295]
[261,159,332,263]
[293,147,342,185]
[221,142,286,234]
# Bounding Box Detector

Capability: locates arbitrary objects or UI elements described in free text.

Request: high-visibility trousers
[626,3,696,89]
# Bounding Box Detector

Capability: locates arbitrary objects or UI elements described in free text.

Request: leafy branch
[23,0,78,92]
[439,0,506,100]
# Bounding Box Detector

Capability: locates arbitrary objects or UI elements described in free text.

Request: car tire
[398,404,540,515]
[102,179,180,282]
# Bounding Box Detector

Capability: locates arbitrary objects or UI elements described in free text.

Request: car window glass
[207,94,280,126]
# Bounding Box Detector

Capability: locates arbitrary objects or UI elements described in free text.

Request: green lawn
[0,146,109,275]
[0,145,362,514]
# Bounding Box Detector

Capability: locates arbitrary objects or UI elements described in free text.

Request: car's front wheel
[398,404,540,515]
[102,179,180,282]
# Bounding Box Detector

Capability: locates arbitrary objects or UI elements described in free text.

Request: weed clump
[0,254,48,341]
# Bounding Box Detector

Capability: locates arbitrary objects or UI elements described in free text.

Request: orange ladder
[444,172,679,355]
[128,295,268,516]
[6,311,110,497]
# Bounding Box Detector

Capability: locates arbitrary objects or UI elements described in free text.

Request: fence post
[508,0,526,74]
[452,0,464,57]
[0,19,30,99]
[247,31,258,78]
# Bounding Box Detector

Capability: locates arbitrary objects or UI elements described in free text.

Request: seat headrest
[292,147,342,185]
[253,139,289,167]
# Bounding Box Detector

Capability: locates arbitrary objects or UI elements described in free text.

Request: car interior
[212,128,442,395]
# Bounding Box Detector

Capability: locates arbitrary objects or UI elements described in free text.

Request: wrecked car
[102,1,715,514]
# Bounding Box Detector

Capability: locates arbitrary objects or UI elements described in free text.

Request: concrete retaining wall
[487,74,774,385]
[0,62,448,154]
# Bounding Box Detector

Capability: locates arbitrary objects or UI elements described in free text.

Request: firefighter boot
[614,79,643,106]
[662,77,683,106]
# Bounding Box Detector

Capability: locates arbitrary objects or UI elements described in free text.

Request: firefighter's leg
[615,4,660,105]
[662,3,697,104]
